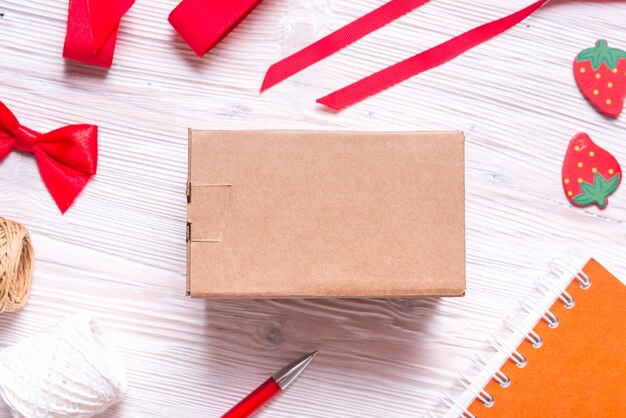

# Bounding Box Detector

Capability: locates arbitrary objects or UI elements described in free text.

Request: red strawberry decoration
[562,133,621,209]
[574,40,626,117]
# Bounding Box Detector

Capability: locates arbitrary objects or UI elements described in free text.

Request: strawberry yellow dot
[564,178,570,184]
[613,68,618,73]
[577,162,583,168]
[593,89,599,95]
[592,167,598,173]
[574,145,581,151]
[567,191,573,197]
[580,67,586,73]
[606,99,612,105]
[589,151,595,157]
[609,169,615,175]
[608,82,614,88]
[596,73,601,79]
[578,178,583,183]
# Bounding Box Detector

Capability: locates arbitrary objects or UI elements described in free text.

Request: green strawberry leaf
[576,40,626,70]
[572,194,598,206]
[572,173,620,208]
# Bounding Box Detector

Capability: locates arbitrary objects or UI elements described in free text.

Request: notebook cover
[468,258,626,416]
[187,130,466,298]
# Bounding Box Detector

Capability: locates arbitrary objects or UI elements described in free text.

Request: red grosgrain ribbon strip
[318,0,549,110]
[63,0,135,67]
[260,0,431,92]
[169,0,263,57]
[0,102,98,213]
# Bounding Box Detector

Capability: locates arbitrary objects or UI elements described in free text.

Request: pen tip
[273,351,319,390]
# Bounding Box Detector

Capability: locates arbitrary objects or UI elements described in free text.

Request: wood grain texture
[1,0,625,417]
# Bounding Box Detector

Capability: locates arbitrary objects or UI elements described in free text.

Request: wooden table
[1,1,625,417]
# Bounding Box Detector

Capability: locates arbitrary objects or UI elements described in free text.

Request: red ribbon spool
[63,0,135,67]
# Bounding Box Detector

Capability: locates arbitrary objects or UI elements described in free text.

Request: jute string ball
[0,218,34,313]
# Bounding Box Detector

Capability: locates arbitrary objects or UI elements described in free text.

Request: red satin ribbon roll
[0,102,98,213]
[169,0,263,57]
[63,0,135,67]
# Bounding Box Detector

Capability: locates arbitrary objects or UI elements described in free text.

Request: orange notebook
[439,258,626,418]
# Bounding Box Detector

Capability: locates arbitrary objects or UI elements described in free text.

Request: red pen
[221,351,318,418]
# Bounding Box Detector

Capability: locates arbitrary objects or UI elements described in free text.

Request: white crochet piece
[0,314,127,418]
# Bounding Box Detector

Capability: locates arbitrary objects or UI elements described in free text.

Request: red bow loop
[0,101,20,134]
[37,125,98,176]
[0,101,20,160]
[0,101,98,214]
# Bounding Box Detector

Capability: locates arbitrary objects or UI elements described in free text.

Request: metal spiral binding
[534,278,575,309]
[472,353,510,387]
[457,372,494,407]
[488,335,527,368]
[520,296,559,328]
[550,258,591,289]
[504,317,542,348]
[434,259,593,417]
[441,392,476,418]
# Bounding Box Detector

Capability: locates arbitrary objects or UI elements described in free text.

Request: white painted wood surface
[1,0,625,417]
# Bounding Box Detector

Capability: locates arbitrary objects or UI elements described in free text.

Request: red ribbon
[0,102,98,214]
[169,0,263,57]
[261,0,431,92]
[63,0,135,67]
[320,0,550,110]
[261,0,550,110]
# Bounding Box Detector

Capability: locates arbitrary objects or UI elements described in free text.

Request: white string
[0,314,127,418]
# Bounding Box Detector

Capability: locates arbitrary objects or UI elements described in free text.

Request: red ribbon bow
[0,102,98,214]
[63,0,135,67]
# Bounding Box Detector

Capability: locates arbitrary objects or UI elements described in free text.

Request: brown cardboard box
[187,130,465,298]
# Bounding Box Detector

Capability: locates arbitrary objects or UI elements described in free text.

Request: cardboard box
[187,130,465,298]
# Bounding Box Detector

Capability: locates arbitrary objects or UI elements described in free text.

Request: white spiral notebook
[431,257,626,418]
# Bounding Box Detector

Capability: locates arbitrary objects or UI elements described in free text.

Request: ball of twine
[0,217,34,313]
[0,314,127,418]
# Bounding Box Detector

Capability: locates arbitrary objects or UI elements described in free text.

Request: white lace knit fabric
[0,314,127,418]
